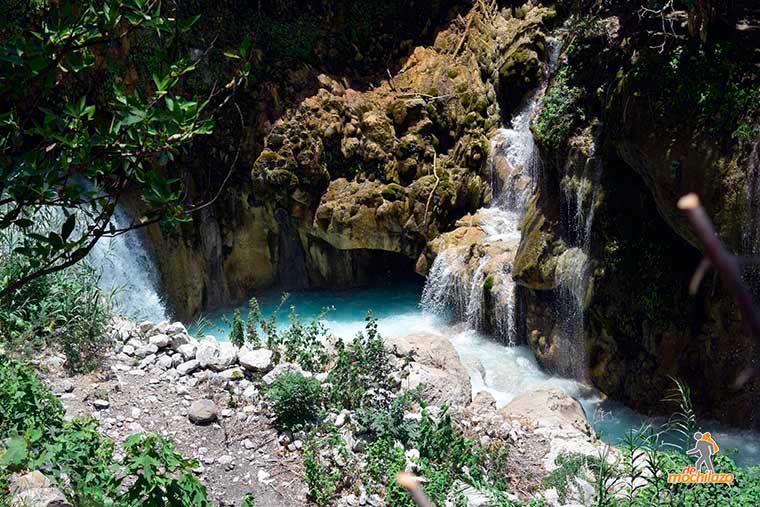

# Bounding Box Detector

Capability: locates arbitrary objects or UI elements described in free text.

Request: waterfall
[88,206,168,322]
[554,247,591,378]
[421,38,562,344]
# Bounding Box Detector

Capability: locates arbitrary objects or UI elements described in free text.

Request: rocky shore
[26,316,617,507]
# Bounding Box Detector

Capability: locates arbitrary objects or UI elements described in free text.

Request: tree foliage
[0,0,252,301]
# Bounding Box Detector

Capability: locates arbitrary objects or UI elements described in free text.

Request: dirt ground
[39,355,308,507]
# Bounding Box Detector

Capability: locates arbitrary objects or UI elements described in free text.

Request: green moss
[446,68,459,79]
[381,183,406,201]
[483,275,494,293]
[532,65,583,154]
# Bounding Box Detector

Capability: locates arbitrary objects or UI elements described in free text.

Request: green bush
[0,355,64,439]
[0,355,227,506]
[532,65,583,154]
[230,309,245,348]
[267,371,322,430]
[327,314,394,409]
[0,253,111,373]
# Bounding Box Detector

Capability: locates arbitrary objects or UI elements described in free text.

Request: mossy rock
[382,183,407,201]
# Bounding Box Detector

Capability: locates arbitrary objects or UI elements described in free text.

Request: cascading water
[554,140,603,379]
[88,206,168,322]
[421,38,560,345]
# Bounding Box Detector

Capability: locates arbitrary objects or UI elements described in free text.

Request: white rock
[138,354,157,369]
[93,399,110,410]
[177,359,200,376]
[137,321,154,335]
[257,470,274,485]
[122,344,136,356]
[157,355,174,370]
[219,367,245,381]
[197,338,238,371]
[177,343,197,361]
[188,399,218,425]
[166,322,188,336]
[242,385,258,400]
[134,343,159,359]
[149,334,171,348]
[263,363,303,385]
[238,348,274,373]
[170,332,192,350]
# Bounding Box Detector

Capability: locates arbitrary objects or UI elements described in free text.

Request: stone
[219,367,245,381]
[138,354,156,369]
[166,322,188,336]
[157,355,174,370]
[170,333,192,350]
[262,363,304,385]
[177,343,197,361]
[52,381,74,395]
[92,399,110,410]
[134,343,159,359]
[196,338,237,371]
[10,470,72,507]
[188,399,218,425]
[386,333,472,406]
[137,321,154,335]
[149,334,171,349]
[238,348,274,373]
[121,344,136,356]
[177,359,200,376]
[242,385,258,399]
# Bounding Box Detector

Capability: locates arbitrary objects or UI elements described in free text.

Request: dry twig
[678,193,760,386]
[396,472,434,507]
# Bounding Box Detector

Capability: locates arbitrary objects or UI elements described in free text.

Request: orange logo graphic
[667,432,734,484]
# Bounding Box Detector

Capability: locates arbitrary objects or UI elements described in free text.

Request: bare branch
[678,193,760,387]
[396,472,434,507]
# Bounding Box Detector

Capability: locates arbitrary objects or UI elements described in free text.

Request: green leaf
[223,51,241,60]
[0,437,28,467]
[61,214,76,241]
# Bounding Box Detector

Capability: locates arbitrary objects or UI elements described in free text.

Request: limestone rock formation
[386,332,472,406]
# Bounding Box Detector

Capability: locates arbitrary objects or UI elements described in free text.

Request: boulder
[10,470,72,507]
[188,399,218,425]
[177,342,197,361]
[500,389,612,472]
[134,343,158,359]
[148,334,171,349]
[166,322,188,336]
[176,359,200,376]
[169,332,192,350]
[387,333,472,406]
[238,348,274,373]
[196,338,237,371]
[500,388,588,433]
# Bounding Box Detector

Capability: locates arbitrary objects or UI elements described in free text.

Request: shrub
[303,431,344,507]
[327,314,394,410]
[0,253,111,373]
[0,355,64,438]
[0,355,222,506]
[280,306,329,372]
[230,309,245,348]
[532,65,583,154]
[267,372,322,430]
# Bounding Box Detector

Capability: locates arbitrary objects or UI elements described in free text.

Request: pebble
[93,399,110,410]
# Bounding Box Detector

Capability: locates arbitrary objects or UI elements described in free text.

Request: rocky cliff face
[150,2,555,320]
[514,5,760,427]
